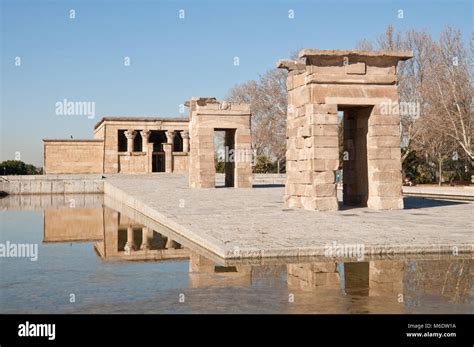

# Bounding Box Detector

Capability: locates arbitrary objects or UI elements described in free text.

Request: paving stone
[104,175,473,260]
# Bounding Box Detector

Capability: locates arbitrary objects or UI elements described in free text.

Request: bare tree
[226,51,304,163]
[376,24,403,51]
[226,68,288,161]
[356,25,473,183]
[398,29,433,160]
[412,115,457,185]
[357,26,434,162]
[354,38,374,51]
[424,27,473,160]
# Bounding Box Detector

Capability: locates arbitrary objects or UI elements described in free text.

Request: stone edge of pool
[102,180,473,260]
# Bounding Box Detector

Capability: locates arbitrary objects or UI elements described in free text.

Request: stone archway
[185,97,253,188]
[278,49,413,211]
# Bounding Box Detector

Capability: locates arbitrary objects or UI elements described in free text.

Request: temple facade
[44,117,190,175]
[43,97,253,188]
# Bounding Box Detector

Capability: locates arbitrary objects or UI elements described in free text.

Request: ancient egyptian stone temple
[278,49,413,211]
[43,97,253,189]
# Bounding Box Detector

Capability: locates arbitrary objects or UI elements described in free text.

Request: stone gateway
[43,49,412,208]
[278,49,413,210]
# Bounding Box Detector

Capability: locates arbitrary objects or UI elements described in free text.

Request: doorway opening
[338,106,372,207]
[149,130,166,172]
[214,128,236,188]
[343,262,370,296]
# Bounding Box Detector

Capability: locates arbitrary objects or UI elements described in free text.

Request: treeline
[356,25,472,185]
[0,160,43,175]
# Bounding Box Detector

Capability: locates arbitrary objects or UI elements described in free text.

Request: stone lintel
[305,73,398,85]
[276,59,306,73]
[299,49,413,61]
[94,117,189,130]
[185,96,250,114]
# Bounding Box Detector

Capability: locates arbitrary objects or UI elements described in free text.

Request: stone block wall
[118,153,149,173]
[287,262,340,290]
[172,153,189,174]
[369,260,404,297]
[186,97,252,188]
[44,208,104,242]
[43,140,104,174]
[278,49,412,210]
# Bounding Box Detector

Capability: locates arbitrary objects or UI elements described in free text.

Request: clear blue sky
[1,0,472,166]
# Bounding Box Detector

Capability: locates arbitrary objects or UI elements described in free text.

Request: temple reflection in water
[0,193,470,314]
[93,208,188,261]
[36,199,472,311]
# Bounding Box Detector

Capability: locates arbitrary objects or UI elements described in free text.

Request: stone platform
[104,175,473,260]
[403,185,474,201]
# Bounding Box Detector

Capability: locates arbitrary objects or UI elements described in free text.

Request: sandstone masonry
[278,49,413,210]
[186,97,252,188]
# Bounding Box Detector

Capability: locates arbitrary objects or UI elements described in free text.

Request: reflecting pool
[0,194,472,313]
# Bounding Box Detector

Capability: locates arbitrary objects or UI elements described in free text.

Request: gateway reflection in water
[0,194,472,314]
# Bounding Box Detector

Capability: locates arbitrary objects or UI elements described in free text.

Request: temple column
[182,130,190,152]
[163,130,175,173]
[140,227,152,250]
[124,225,135,253]
[124,130,137,154]
[140,130,151,152]
[166,130,175,145]
[165,238,178,249]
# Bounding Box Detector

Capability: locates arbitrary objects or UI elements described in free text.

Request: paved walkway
[104,175,473,260]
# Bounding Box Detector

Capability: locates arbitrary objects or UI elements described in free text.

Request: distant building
[43,97,254,189]
[44,117,189,174]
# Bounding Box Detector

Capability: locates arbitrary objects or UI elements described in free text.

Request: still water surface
[0,195,471,314]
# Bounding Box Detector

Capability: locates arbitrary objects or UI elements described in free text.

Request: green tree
[253,155,275,173]
[0,160,42,175]
[215,160,225,173]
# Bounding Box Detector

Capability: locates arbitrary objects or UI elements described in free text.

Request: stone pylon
[185,97,253,188]
[278,49,413,210]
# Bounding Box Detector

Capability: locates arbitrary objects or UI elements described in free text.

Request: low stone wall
[172,152,189,174]
[402,186,474,201]
[0,174,104,195]
[253,174,286,184]
[2,174,284,195]
[0,193,103,211]
[118,153,149,173]
[215,173,286,185]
